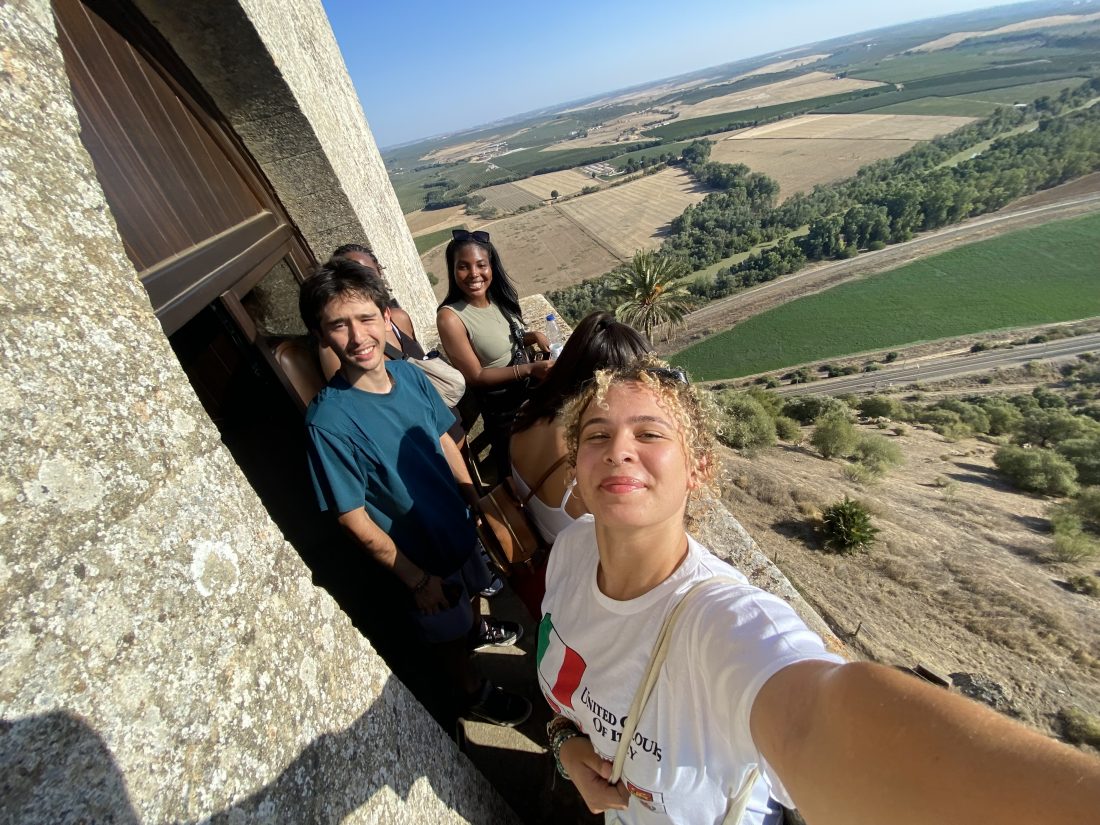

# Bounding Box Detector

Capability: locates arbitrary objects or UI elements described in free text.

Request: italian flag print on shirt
[537,613,587,713]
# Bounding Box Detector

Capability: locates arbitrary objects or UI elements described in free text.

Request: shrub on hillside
[1072,486,1100,530]
[785,368,814,384]
[1052,530,1100,563]
[782,395,847,425]
[742,386,783,418]
[811,411,859,459]
[1055,435,1100,486]
[977,398,1024,436]
[933,399,991,434]
[1066,575,1100,597]
[993,445,1078,497]
[820,497,879,554]
[917,409,972,440]
[1059,707,1100,747]
[774,415,802,443]
[858,395,900,419]
[715,392,776,455]
[1032,386,1067,409]
[852,433,904,478]
[1017,409,1100,448]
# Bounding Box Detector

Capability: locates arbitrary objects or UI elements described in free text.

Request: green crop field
[821,67,1091,114]
[609,140,693,169]
[414,225,465,255]
[492,142,660,176]
[964,77,1091,104]
[672,213,1100,381]
[864,96,1003,117]
[864,77,1091,117]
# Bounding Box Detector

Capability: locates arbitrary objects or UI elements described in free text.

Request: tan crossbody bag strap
[609,576,761,825]
[520,455,568,506]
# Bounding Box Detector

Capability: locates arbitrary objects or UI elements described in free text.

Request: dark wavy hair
[438,235,522,321]
[513,311,651,432]
[299,257,391,334]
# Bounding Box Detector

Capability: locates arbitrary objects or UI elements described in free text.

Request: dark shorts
[413,544,492,644]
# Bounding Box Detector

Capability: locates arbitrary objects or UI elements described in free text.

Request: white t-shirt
[537,516,844,825]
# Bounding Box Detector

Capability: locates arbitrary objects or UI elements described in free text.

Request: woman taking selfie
[508,311,650,616]
[538,357,1100,825]
[437,229,550,476]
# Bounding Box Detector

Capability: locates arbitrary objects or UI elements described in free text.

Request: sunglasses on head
[643,366,690,385]
[452,229,491,244]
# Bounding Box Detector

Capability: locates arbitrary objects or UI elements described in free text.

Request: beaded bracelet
[547,716,584,780]
[546,714,577,744]
[411,572,430,593]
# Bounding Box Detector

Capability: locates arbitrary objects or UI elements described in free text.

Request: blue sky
[322,0,1003,147]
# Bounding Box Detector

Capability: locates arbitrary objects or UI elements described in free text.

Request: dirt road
[657,191,1100,355]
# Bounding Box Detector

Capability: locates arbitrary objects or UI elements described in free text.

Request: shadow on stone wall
[2,676,501,824]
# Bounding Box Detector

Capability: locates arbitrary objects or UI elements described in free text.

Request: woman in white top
[540,356,1100,825]
[508,311,650,616]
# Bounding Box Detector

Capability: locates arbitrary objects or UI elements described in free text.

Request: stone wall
[132,0,439,344]
[0,2,514,821]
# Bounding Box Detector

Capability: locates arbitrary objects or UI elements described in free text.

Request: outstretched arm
[751,660,1100,825]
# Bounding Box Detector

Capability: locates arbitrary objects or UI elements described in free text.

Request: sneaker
[480,573,504,599]
[466,681,532,727]
[470,617,523,651]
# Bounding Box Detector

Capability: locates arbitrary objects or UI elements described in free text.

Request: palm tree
[608,251,695,342]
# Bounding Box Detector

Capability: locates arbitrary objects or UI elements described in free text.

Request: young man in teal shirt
[300,259,529,726]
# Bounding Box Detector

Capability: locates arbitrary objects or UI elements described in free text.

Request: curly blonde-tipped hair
[560,355,720,520]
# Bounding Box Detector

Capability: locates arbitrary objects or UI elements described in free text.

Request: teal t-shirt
[305,360,475,576]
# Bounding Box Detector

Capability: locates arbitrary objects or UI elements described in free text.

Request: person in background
[332,243,417,347]
[506,311,651,616]
[436,229,551,478]
[539,356,1100,824]
[299,260,528,727]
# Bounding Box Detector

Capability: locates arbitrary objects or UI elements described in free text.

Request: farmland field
[863,96,1003,117]
[493,142,659,176]
[414,226,464,255]
[960,76,1091,104]
[823,62,1093,114]
[609,139,694,170]
[405,204,469,235]
[556,168,712,259]
[474,182,543,213]
[867,77,1089,116]
[909,12,1100,52]
[720,112,976,141]
[420,206,622,299]
[643,89,883,141]
[707,114,973,198]
[672,212,1100,380]
[674,72,883,119]
[711,137,921,199]
[511,169,601,200]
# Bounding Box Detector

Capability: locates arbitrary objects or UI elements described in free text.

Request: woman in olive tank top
[437,230,550,478]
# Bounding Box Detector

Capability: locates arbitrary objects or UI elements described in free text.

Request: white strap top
[510,462,576,545]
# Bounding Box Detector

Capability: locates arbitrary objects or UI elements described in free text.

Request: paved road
[659,192,1100,354]
[771,333,1100,396]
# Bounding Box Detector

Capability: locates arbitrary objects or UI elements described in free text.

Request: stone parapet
[0,2,514,822]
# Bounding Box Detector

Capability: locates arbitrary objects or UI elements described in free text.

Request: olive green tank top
[441,300,514,369]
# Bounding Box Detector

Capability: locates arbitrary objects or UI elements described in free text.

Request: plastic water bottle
[546,314,564,359]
